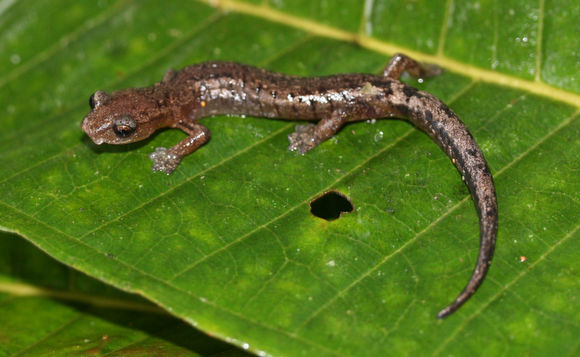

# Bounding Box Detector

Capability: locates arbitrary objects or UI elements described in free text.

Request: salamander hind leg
[288,109,350,155]
[150,122,210,174]
[383,53,442,80]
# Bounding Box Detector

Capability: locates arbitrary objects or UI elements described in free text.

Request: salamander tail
[436,134,498,319]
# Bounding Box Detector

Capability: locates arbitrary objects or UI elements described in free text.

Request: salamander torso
[81,54,498,318]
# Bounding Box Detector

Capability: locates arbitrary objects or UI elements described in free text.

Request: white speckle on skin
[297,93,328,104]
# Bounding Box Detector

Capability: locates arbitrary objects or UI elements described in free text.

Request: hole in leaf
[310,191,354,221]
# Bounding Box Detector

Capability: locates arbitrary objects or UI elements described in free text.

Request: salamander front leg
[383,53,442,80]
[288,110,350,154]
[149,121,210,174]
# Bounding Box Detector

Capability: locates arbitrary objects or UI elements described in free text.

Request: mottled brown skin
[82,54,498,319]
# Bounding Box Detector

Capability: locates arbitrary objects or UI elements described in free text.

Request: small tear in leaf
[310,191,354,221]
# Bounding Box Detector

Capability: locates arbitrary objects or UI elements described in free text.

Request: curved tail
[403,89,499,318]
[436,156,497,318]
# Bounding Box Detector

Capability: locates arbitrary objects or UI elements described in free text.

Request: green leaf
[1,0,578,356]
[0,231,250,356]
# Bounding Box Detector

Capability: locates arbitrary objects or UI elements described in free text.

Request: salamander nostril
[310,191,353,221]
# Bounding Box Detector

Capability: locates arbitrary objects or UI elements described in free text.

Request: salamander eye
[113,115,137,138]
[89,90,109,110]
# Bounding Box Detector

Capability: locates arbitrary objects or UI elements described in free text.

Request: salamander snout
[81,116,102,145]
[83,90,111,144]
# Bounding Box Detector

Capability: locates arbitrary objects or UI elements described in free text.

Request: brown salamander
[81,54,498,318]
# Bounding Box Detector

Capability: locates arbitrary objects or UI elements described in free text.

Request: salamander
[81,54,498,318]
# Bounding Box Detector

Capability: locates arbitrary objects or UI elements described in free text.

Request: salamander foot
[149,147,181,174]
[288,124,319,155]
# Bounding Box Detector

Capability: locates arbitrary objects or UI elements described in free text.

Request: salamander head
[82,89,165,145]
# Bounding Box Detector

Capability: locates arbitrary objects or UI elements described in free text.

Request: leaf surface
[0,232,249,356]
[0,0,578,356]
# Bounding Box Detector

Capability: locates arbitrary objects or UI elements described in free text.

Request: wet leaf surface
[0,0,578,356]
[0,232,250,356]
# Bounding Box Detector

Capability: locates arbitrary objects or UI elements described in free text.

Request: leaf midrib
[201,0,580,108]
[1,0,577,109]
